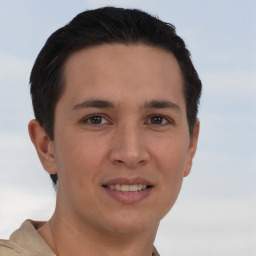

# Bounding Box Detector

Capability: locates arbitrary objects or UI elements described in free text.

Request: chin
[101,211,160,235]
[111,222,158,236]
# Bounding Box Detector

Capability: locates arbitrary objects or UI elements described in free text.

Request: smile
[102,184,153,204]
[102,177,154,203]
[105,184,148,192]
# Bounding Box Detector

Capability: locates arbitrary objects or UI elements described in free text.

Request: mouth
[102,184,153,192]
[102,178,154,203]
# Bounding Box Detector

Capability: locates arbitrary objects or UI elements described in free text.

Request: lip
[102,176,154,186]
[102,176,154,204]
[102,186,153,204]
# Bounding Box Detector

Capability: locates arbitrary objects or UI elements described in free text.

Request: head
[30,7,201,186]
[29,7,201,234]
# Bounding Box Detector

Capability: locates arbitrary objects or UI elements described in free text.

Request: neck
[40,209,158,256]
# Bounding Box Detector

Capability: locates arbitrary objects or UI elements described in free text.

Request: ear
[184,119,200,177]
[28,119,57,175]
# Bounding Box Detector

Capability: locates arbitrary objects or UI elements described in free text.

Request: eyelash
[145,114,173,126]
[81,114,173,127]
[81,114,111,126]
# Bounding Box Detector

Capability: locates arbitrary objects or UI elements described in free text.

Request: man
[0,6,201,256]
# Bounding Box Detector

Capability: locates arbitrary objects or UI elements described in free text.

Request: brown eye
[151,116,164,124]
[82,115,109,125]
[90,116,103,124]
[146,115,170,125]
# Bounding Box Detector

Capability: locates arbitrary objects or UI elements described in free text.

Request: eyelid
[145,114,174,125]
[81,113,112,125]
[80,113,174,126]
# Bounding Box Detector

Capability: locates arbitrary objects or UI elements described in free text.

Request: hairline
[49,42,192,141]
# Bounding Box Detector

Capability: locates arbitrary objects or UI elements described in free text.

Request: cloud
[0,132,51,190]
[201,71,256,95]
[155,198,256,256]
[0,182,55,239]
[0,52,33,82]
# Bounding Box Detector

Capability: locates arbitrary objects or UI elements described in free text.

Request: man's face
[50,44,198,235]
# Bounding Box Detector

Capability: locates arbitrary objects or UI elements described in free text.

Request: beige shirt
[0,220,160,256]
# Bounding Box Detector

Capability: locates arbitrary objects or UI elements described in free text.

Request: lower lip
[102,186,153,204]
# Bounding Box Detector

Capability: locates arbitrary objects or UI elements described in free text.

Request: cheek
[153,135,189,175]
[54,131,109,213]
[151,137,189,213]
[160,149,186,195]
[54,130,108,187]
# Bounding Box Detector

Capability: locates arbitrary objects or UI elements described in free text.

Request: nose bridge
[109,121,149,167]
[120,122,142,152]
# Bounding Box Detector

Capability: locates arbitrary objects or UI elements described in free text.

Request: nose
[109,124,150,169]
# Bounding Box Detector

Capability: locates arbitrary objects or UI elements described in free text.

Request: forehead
[60,44,185,109]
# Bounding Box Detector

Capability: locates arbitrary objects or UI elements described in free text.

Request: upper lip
[102,176,154,186]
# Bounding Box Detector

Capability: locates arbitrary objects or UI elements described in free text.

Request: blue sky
[0,1,255,255]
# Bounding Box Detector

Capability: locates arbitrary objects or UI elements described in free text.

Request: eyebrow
[73,99,180,111]
[73,99,115,110]
[143,100,181,111]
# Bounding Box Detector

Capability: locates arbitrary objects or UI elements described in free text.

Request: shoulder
[0,220,54,256]
[0,238,29,255]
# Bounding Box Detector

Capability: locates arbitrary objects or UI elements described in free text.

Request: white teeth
[129,184,138,192]
[121,185,129,192]
[107,184,148,192]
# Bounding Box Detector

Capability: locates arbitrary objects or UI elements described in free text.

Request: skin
[29,44,199,256]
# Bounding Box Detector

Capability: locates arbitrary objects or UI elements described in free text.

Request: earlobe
[28,119,57,175]
[184,120,200,177]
